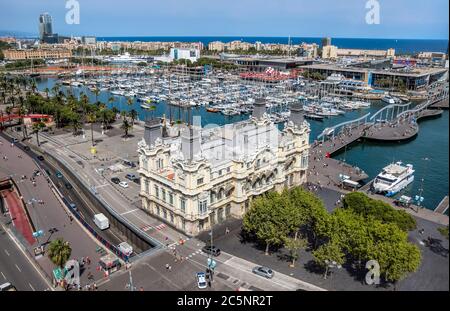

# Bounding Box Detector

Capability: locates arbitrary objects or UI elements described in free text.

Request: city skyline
[0,0,448,40]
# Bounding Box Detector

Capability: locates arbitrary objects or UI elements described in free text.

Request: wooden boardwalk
[435,196,449,215]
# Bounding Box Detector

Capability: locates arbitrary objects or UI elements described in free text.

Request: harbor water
[35,77,449,211]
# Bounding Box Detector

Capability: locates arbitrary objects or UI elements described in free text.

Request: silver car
[252,266,274,279]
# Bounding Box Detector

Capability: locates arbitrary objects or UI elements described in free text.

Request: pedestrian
[225,227,230,234]
[168,265,172,272]
[165,263,169,270]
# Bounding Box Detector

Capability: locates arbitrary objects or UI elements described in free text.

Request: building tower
[39,13,53,41]
[321,37,331,48]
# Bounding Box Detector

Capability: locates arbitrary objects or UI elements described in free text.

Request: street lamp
[414,157,430,212]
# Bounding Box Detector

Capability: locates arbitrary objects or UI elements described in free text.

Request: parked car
[11,138,18,143]
[201,245,221,257]
[23,146,30,151]
[125,173,138,181]
[65,182,73,190]
[111,177,120,184]
[123,160,136,168]
[119,181,129,188]
[0,282,16,291]
[196,272,207,289]
[252,266,274,279]
[37,155,45,161]
[55,171,63,178]
[69,203,77,211]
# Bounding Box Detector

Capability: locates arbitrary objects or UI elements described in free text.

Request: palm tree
[126,97,133,107]
[87,112,97,146]
[121,119,132,138]
[71,117,81,135]
[32,121,46,146]
[44,87,50,98]
[47,238,72,268]
[93,88,100,104]
[128,109,138,125]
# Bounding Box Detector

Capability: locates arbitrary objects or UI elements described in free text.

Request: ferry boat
[372,161,415,197]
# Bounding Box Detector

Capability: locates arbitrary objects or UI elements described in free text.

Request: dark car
[123,160,136,168]
[111,177,120,184]
[65,182,73,190]
[37,155,45,161]
[23,146,30,151]
[55,171,63,178]
[202,245,221,257]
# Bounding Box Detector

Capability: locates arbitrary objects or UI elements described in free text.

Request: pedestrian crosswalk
[140,223,167,232]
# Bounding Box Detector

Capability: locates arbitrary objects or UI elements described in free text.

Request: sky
[0,0,448,39]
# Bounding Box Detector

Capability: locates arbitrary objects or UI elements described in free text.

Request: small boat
[381,96,395,104]
[372,161,415,197]
[305,114,324,121]
[140,103,151,109]
[206,107,219,113]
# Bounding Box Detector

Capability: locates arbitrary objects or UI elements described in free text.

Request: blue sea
[97,36,449,54]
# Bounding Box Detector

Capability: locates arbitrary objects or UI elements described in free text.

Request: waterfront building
[300,63,448,91]
[82,36,97,45]
[169,47,200,63]
[3,48,72,60]
[137,100,310,236]
[322,45,338,59]
[208,41,226,52]
[322,46,395,59]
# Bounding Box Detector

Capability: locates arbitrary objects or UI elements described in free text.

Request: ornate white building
[137,100,310,236]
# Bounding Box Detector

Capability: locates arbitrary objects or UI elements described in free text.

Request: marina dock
[434,196,449,215]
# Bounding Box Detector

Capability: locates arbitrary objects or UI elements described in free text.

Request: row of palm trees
[1,74,158,146]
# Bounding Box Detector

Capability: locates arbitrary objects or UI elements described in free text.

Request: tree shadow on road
[424,237,449,257]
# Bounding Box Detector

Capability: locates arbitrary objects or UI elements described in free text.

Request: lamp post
[415,157,430,212]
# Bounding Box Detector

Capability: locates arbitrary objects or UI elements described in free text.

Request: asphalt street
[0,225,50,291]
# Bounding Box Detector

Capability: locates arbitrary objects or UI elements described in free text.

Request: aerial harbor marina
[0,0,448,301]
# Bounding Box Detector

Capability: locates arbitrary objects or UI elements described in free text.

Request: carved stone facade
[137,108,310,236]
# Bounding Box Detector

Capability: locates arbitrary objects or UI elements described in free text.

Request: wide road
[0,225,51,291]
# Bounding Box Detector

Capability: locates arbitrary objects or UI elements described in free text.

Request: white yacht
[381,96,396,104]
[372,162,415,197]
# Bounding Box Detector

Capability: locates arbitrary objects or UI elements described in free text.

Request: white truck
[93,213,109,230]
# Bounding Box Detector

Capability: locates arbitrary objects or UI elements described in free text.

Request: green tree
[342,192,416,231]
[47,238,72,268]
[284,236,308,267]
[121,119,132,138]
[128,109,138,126]
[312,241,345,279]
[32,121,46,146]
[242,192,291,255]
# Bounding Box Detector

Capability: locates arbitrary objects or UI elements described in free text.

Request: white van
[118,242,133,256]
[93,213,109,230]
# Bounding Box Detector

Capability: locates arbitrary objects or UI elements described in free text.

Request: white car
[196,272,207,289]
[119,181,129,188]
